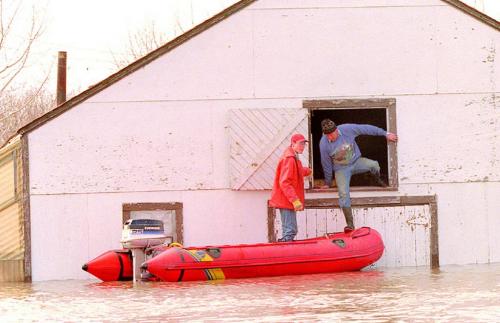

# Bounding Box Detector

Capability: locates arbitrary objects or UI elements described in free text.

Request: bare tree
[0,86,54,146]
[0,0,50,147]
[0,0,45,96]
[111,19,184,69]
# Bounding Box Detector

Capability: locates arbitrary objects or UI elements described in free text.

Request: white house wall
[396,93,499,183]
[27,0,499,280]
[400,182,500,265]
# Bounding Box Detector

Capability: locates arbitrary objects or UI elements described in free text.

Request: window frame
[303,98,398,192]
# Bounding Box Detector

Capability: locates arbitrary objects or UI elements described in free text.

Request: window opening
[122,203,183,244]
[307,99,397,190]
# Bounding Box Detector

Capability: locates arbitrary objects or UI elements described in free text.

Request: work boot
[372,172,387,187]
[341,207,355,231]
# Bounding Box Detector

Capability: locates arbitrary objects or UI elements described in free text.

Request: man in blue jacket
[319,119,398,230]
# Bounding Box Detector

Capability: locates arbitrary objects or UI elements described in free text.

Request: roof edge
[442,0,499,31]
[0,135,20,156]
[18,0,257,136]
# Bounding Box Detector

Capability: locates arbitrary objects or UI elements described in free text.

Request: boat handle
[169,242,183,248]
[352,227,371,239]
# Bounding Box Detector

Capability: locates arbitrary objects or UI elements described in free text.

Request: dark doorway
[310,108,388,187]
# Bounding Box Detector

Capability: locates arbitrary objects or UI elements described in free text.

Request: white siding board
[274,209,283,239]
[486,183,500,263]
[397,94,499,184]
[253,7,439,98]
[305,208,317,238]
[30,194,91,281]
[251,110,277,137]
[240,110,273,140]
[378,207,396,267]
[274,204,432,267]
[229,108,308,190]
[230,122,259,152]
[29,102,223,194]
[416,206,431,265]
[244,175,265,190]
[435,184,491,265]
[296,210,307,240]
[325,208,342,234]
[316,209,327,237]
[260,160,277,183]
[436,6,500,93]
[401,206,417,266]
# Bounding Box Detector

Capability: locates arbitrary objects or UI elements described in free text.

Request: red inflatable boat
[143,227,384,282]
[83,227,384,282]
[82,249,134,281]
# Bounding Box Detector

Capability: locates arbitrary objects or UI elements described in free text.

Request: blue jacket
[319,124,386,186]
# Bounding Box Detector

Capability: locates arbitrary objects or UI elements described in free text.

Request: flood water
[1,263,499,322]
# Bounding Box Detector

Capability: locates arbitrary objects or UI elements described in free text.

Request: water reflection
[1,264,499,322]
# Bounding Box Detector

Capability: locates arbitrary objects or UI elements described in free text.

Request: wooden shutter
[229,108,309,190]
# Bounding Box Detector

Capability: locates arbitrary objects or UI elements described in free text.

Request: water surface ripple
[1,263,499,322]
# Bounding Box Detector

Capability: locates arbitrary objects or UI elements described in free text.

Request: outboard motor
[121,218,169,249]
[120,219,169,281]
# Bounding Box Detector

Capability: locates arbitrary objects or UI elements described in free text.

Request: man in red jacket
[269,133,312,242]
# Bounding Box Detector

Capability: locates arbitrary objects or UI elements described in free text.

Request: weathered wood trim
[122,202,183,212]
[17,0,257,136]
[0,136,20,159]
[400,195,436,205]
[303,98,396,109]
[304,98,399,190]
[387,101,398,188]
[175,207,184,245]
[267,195,439,268]
[21,135,31,282]
[429,198,439,268]
[441,0,499,31]
[122,210,131,225]
[304,196,402,208]
[267,202,277,243]
[308,186,398,193]
[122,202,184,244]
[307,111,313,189]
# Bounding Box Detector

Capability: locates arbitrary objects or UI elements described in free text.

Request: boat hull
[82,249,133,281]
[143,227,384,282]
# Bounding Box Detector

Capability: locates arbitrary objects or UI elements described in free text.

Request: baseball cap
[290,133,308,144]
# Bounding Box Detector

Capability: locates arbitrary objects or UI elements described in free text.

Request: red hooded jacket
[269,146,312,210]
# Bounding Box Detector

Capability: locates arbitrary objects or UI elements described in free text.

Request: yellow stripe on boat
[187,250,226,280]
